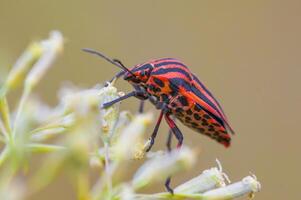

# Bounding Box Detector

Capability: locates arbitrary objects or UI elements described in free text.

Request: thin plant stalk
[0,146,10,167]
[0,118,9,142]
[12,87,31,139]
[104,142,112,195]
[0,97,12,136]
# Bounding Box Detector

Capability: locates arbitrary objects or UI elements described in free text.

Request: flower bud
[112,113,152,162]
[174,160,227,194]
[202,175,261,199]
[89,155,104,169]
[98,83,121,141]
[119,184,135,200]
[1,42,43,97]
[25,31,63,90]
[61,87,102,116]
[110,111,132,143]
[132,147,196,190]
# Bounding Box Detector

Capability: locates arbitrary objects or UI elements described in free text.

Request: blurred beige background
[0,0,300,199]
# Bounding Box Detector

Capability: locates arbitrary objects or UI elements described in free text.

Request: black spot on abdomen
[193,113,201,120]
[186,109,193,115]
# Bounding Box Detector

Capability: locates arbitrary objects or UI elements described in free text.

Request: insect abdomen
[144,58,232,147]
[168,93,231,147]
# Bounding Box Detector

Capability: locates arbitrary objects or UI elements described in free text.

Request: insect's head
[82,48,152,85]
[123,63,153,84]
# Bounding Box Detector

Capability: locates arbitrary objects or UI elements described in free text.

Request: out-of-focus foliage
[0,31,261,200]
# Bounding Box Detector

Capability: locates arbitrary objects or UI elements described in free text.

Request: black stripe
[131,63,153,73]
[169,78,191,91]
[195,102,225,128]
[154,61,188,68]
[169,78,224,126]
[192,74,213,96]
[152,67,192,81]
[191,85,222,118]
[167,78,188,96]
[154,58,178,62]
[192,74,226,117]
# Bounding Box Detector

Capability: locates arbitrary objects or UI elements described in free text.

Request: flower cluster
[0,31,261,200]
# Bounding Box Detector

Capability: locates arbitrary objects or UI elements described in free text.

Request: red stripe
[163,64,191,73]
[153,71,191,82]
[152,58,179,65]
[183,89,223,121]
[154,60,190,72]
[192,79,234,134]
[192,80,227,121]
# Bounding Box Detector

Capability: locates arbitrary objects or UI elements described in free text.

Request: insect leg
[138,100,145,113]
[165,116,176,194]
[164,114,184,194]
[101,90,146,109]
[164,114,183,149]
[165,126,173,194]
[145,110,164,152]
[166,115,176,151]
[101,91,136,109]
[165,177,174,194]
[166,130,173,151]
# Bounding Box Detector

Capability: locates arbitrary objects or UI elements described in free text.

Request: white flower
[132,146,196,190]
[112,113,152,162]
[174,160,228,194]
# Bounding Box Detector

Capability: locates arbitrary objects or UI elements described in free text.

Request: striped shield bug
[83,48,235,193]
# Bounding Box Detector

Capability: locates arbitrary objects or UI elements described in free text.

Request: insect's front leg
[145,103,170,152]
[101,90,147,109]
[145,110,164,152]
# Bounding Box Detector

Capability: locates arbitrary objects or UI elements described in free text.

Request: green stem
[134,193,203,200]
[0,87,7,100]
[0,146,10,167]
[30,124,67,134]
[0,97,12,137]
[76,172,90,200]
[27,143,66,153]
[12,86,31,139]
[0,119,9,142]
[104,142,112,193]
[91,161,118,200]
[30,127,67,142]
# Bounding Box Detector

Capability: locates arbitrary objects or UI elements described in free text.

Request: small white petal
[132,147,196,190]
[202,175,261,199]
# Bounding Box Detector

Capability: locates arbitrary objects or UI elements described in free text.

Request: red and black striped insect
[83,48,235,192]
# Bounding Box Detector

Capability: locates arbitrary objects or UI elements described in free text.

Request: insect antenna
[82,48,136,77]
